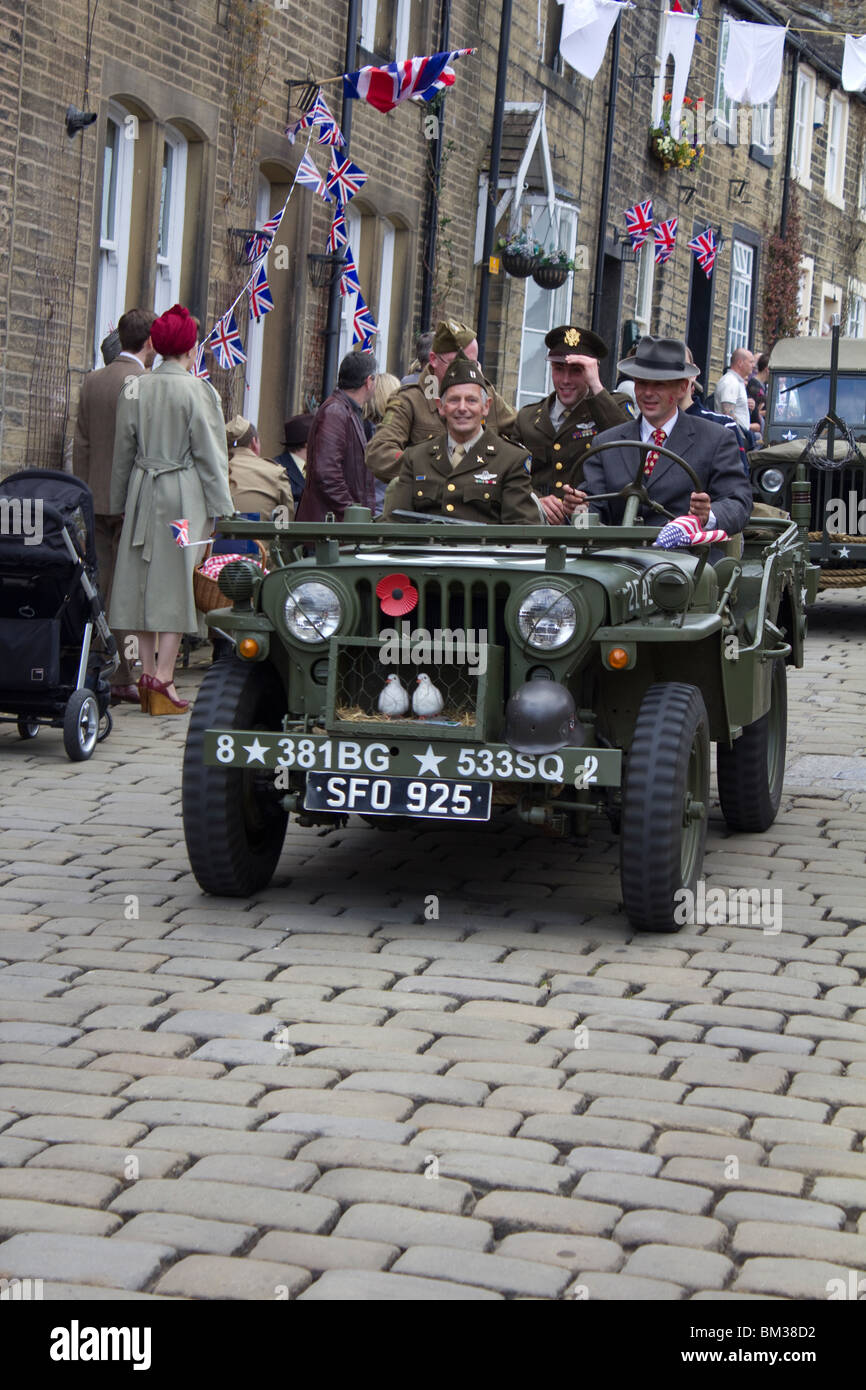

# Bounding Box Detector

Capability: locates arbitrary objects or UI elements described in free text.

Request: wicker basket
[193,541,268,614]
[501,250,541,278]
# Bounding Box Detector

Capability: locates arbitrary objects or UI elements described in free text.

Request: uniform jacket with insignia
[228,445,295,520]
[383,428,538,525]
[514,388,629,498]
[366,364,517,483]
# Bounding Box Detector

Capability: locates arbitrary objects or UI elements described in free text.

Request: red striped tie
[644,426,666,478]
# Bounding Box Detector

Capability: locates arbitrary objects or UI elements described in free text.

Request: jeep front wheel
[620,682,710,933]
[183,658,288,896]
[717,657,787,832]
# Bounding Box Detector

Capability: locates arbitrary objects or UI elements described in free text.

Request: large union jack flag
[343,48,476,114]
[687,226,718,277]
[654,217,678,265]
[624,199,653,251]
[352,292,378,348]
[327,211,348,252]
[327,154,369,206]
[248,265,274,322]
[340,247,361,298]
[211,312,246,370]
[296,152,331,202]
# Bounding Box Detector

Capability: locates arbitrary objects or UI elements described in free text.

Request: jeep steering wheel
[578,439,703,525]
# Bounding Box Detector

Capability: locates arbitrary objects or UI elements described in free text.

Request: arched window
[154,125,188,315]
[94,103,135,364]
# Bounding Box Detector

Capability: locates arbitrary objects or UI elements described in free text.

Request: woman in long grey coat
[110,303,233,714]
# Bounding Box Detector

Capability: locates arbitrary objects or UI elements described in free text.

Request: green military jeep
[182,442,818,932]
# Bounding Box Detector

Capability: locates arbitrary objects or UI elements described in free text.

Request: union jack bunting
[343,48,477,114]
[248,265,274,321]
[624,199,653,251]
[327,210,348,252]
[687,226,718,277]
[243,229,273,263]
[340,247,361,297]
[326,154,368,206]
[210,312,246,370]
[352,292,378,348]
[295,153,331,202]
[191,346,210,380]
[261,209,284,238]
[654,217,678,265]
[285,90,345,148]
[653,514,729,549]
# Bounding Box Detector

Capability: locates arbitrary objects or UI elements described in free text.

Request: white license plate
[303,774,492,820]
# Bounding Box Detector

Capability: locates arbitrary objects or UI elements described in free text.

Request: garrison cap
[545,324,608,362]
[432,318,476,354]
[439,351,486,397]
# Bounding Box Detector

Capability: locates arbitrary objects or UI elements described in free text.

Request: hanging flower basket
[648,94,705,172]
[501,249,541,278]
[532,263,570,290]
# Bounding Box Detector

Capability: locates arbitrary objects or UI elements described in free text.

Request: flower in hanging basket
[376,572,418,617]
[648,95,705,173]
[497,229,543,277]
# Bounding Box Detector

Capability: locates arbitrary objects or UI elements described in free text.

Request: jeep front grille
[354,573,511,647]
[810,465,866,533]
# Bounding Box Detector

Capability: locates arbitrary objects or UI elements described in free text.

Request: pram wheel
[16,718,40,740]
[97,709,113,742]
[63,689,99,761]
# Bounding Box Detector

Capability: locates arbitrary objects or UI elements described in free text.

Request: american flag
[327,210,348,252]
[343,48,476,114]
[653,514,729,549]
[654,217,678,264]
[352,292,378,348]
[340,247,361,297]
[327,154,369,206]
[248,265,274,321]
[211,312,246,370]
[624,199,653,251]
[286,90,345,148]
[295,152,331,201]
[687,226,718,277]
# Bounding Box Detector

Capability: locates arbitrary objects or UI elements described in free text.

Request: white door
[93,104,134,364]
[154,127,188,316]
[244,175,271,426]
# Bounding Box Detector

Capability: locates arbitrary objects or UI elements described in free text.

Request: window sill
[794,172,812,191]
[824,190,845,211]
[748,144,773,169]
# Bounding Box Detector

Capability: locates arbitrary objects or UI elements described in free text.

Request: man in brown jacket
[295,351,377,522]
[365,319,516,484]
[73,307,155,702]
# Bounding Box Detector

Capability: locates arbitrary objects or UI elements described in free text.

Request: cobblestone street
[0,590,864,1302]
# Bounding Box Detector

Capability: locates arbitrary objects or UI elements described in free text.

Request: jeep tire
[620,682,710,933]
[183,657,288,896]
[717,657,787,833]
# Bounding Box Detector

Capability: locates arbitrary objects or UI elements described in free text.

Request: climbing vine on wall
[763,191,803,347]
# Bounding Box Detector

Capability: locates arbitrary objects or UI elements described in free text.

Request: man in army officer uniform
[366,318,517,484]
[384,354,538,525]
[515,324,630,523]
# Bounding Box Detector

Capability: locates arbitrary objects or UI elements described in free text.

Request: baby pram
[0,469,117,760]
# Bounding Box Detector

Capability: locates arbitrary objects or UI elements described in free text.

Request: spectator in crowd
[273,414,314,512]
[715,348,754,431]
[226,415,295,518]
[682,345,752,474]
[747,353,770,407]
[363,372,401,512]
[401,330,434,386]
[296,351,378,522]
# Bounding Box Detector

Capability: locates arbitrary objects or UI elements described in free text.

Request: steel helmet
[505,678,579,754]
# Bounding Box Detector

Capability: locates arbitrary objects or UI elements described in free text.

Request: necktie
[644,427,666,478]
[450,444,464,470]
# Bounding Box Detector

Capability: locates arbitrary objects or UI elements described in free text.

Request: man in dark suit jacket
[295,352,377,522]
[73,307,155,701]
[567,337,752,539]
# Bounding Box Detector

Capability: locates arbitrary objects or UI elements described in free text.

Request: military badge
[523,458,532,474]
[564,328,581,347]
[473,469,498,484]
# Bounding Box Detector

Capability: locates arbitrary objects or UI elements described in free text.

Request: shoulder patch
[523,456,532,474]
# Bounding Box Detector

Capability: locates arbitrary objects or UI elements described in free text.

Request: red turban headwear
[150,303,197,357]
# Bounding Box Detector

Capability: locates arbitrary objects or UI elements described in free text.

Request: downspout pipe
[780,48,799,239]
[591,20,620,335]
[322,0,362,397]
[476,0,513,361]
[421,0,451,332]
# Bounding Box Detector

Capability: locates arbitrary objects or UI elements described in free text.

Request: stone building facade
[0,0,863,476]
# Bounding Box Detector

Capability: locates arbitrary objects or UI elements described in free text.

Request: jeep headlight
[517,587,577,650]
[760,468,785,494]
[284,581,342,643]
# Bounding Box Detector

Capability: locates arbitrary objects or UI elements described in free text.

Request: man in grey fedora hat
[565,336,752,538]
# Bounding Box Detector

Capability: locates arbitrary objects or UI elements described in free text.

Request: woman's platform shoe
[137,674,153,712]
[148,677,190,715]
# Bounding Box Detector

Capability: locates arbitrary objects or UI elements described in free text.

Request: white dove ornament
[377,673,409,717]
[412,672,444,717]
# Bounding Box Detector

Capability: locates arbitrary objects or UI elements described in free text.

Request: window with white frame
[154,126,188,316]
[338,203,363,365]
[634,244,655,336]
[377,221,395,371]
[244,175,271,429]
[713,14,737,145]
[751,100,774,156]
[516,201,578,411]
[792,67,815,187]
[94,104,135,365]
[824,92,848,206]
[859,160,866,220]
[726,240,755,360]
[820,281,842,337]
[848,285,865,338]
[798,255,814,334]
[360,0,411,60]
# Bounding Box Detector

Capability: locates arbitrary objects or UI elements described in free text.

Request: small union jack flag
[211,312,246,370]
[243,230,273,263]
[327,210,348,252]
[687,226,718,277]
[261,209,284,238]
[340,247,361,297]
[191,346,210,380]
[326,154,369,206]
[654,217,678,265]
[170,519,190,547]
[286,90,345,148]
[295,153,331,202]
[248,265,274,322]
[352,292,378,348]
[653,514,729,549]
[624,199,653,251]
